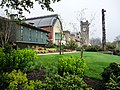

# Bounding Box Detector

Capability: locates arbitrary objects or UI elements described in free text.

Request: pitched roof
[21,23,50,33]
[25,14,59,28]
[0,16,50,33]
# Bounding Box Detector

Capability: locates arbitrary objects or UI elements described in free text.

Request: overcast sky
[0,0,120,42]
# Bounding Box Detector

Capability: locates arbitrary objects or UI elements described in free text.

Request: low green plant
[1,70,44,90]
[58,57,86,77]
[102,62,120,82]
[15,49,38,70]
[45,72,93,90]
[3,43,13,54]
[106,42,115,51]
[0,47,16,73]
[102,62,120,89]
[85,45,102,52]
[65,40,78,50]
[106,75,120,90]
[0,47,38,73]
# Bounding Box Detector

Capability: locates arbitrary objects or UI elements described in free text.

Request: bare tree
[0,16,17,48]
[114,35,120,42]
[69,23,78,32]
[76,8,87,22]
[114,35,120,50]
[90,37,101,46]
[75,9,95,58]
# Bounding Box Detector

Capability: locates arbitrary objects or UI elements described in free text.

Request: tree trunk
[80,47,84,58]
[59,40,62,55]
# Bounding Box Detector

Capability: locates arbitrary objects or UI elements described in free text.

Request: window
[36,30,38,42]
[55,33,61,40]
[29,28,31,41]
[41,32,43,38]
[21,26,23,40]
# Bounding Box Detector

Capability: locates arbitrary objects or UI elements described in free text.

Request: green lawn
[36,52,120,80]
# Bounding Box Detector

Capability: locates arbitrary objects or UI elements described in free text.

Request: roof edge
[25,14,58,21]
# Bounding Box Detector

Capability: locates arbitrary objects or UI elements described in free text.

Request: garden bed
[84,77,105,90]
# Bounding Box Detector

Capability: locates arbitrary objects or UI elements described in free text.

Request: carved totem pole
[102,9,106,51]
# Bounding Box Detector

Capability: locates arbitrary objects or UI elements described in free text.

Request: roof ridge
[25,14,58,20]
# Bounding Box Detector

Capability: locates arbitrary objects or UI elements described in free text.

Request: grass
[35,52,120,80]
[84,52,120,80]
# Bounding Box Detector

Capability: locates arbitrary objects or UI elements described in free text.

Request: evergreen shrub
[45,72,93,90]
[58,57,86,77]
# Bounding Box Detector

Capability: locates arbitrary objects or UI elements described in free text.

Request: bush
[102,62,120,89]
[0,47,16,73]
[1,70,93,90]
[15,49,38,70]
[58,57,86,77]
[0,70,45,90]
[0,47,37,73]
[46,42,57,48]
[102,62,120,82]
[3,43,13,54]
[106,75,120,90]
[65,40,78,50]
[45,73,93,90]
[113,50,120,55]
[106,43,115,51]
[85,45,102,52]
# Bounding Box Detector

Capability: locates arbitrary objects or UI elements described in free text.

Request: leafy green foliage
[15,49,38,70]
[45,72,93,90]
[106,75,120,90]
[102,62,120,82]
[0,47,16,73]
[3,43,13,54]
[0,47,37,73]
[1,70,93,90]
[102,62,120,89]
[1,70,44,90]
[106,42,115,51]
[58,57,86,77]
[113,50,120,55]
[46,42,58,48]
[85,45,102,52]
[65,40,78,50]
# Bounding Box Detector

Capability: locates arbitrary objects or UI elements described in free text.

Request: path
[38,51,77,55]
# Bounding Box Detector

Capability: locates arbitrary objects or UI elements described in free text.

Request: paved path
[38,51,77,55]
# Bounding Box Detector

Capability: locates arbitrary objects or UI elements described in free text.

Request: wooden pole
[102,9,106,51]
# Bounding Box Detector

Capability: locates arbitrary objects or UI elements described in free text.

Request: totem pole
[102,9,106,51]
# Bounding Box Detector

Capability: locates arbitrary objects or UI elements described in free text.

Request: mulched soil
[27,68,46,81]
[84,77,106,90]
